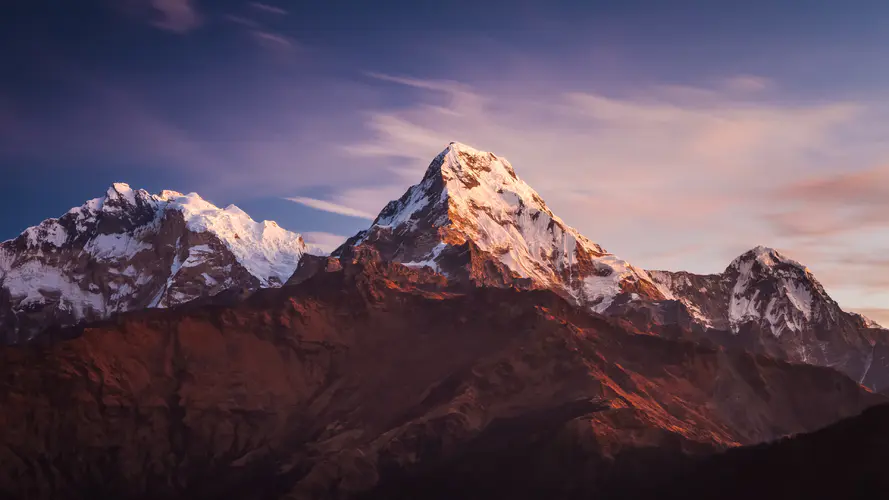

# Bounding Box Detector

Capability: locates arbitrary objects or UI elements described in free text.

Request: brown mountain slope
[642,402,889,500]
[365,402,889,500]
[0,249,881,499]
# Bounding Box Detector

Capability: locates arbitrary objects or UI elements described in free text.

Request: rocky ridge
[650,246,889,390]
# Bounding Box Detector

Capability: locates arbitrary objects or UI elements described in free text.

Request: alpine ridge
[650,245,889,390]
[335,141,673,314]
[0,183,307,343]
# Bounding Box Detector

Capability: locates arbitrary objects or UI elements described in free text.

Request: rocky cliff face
[0,183,307,343]
[0,249,880,500]
[650,246,889,391]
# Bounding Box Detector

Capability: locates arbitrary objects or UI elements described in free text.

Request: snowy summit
[0,183,307,342]
[338,142,673,313]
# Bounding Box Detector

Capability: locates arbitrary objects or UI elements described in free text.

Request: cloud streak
[250,30,296,50]
[768,164,889,238]
[285,196,377,220]
[225,14,260,29]
[249,2,288,15]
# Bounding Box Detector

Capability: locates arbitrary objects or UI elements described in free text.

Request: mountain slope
[366,401,889,500]
[0,183,306,343]
[650,245,889,390]
[631,402,889,500]
[335,142,672,314]
[0,249,880,499]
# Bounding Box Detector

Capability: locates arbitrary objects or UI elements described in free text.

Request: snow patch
[86,233,152,261]
[3,261,105,320]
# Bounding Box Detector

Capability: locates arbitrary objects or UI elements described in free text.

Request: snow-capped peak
[98,183,154,214]
[1,183,311,341]
[106,183,137,204]
[347,142,671,313]
[730,245,808,273]
[725,246,837,336]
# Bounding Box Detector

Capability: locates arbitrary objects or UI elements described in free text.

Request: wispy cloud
[250,30,297,51]
[722,75,772,93]
[249,2,288,15]
[285,196,377,220]
[769,164,889,237]
[149,0,201,33]
[225,14,260,29]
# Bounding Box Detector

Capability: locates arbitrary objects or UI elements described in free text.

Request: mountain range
[0,183,308,343]
[1,142,887,499]
[333,142,888,389]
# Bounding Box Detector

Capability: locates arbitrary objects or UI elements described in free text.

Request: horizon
[2,0,888,323]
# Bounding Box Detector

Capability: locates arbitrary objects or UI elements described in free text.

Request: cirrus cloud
[285,196,376,220]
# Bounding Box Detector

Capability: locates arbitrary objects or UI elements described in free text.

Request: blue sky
[2,0,889,322]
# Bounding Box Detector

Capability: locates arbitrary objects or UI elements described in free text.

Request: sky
[2,0,888,323]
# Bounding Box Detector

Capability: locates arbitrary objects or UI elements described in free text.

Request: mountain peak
[430,141,522,187]
[730,245,808,274]
[341,143,670,314]
[719,245,840,336]
[107,182,133,198]
[99,182,154,214]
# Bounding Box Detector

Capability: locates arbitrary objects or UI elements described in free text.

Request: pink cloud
[770,165,889,237]
[722,75,772,93]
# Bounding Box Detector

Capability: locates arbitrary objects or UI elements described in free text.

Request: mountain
[0,183,307,343]
[335,142,673,314]
[650,245,846,334]
[649,245,889,390]
[0,247,880,499]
